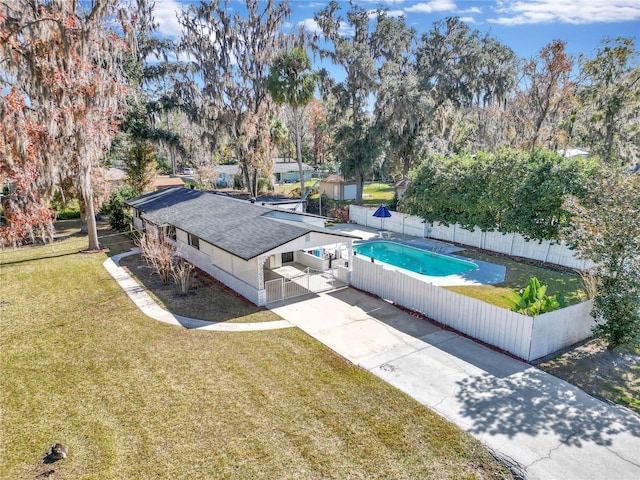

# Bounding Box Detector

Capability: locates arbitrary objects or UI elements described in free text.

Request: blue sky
[154,0,640,66]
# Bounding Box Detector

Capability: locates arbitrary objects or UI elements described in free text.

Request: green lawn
[0,220,510,479]
[362,182,395,205]
[446,249,586,309]
[274,179,317,197]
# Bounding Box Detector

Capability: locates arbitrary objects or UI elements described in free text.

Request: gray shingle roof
[126,188,354,260]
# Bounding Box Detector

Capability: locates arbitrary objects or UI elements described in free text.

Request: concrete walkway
[104,249,292,332]
[270,288,640,480]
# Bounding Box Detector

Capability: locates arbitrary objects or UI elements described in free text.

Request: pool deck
[328,223,506,286]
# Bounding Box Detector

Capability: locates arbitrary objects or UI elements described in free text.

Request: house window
[166,225,176,242]
[135,209,142,218]
[188,233,200,250]
[282,251,294,263]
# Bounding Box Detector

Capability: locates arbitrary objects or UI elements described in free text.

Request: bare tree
[171,256,195,295]
[139,224,174,284]
[521,40,574,151]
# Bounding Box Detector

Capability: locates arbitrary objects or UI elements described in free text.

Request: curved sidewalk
[103,249,292,332]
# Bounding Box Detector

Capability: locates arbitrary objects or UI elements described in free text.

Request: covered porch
[260,243,352,305]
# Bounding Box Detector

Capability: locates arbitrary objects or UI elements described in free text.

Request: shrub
[505,277,565,316]
[103,186,137,231]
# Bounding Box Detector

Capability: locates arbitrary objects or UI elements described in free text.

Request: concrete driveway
[270,287,640,480]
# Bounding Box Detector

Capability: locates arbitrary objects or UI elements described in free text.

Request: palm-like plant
[505,277,565,316]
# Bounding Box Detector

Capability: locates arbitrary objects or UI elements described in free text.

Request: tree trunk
[79,197,88,234]
[355,169,364,205]
[83,187,101,251]
[252,168,258,197]
[294,107,305,198]
[242,163,251,195]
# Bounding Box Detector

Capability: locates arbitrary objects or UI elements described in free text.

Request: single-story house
[126,187,357,306]
[272,161,314,184]
[213,161,314,188]
[319,174,357,201]
[214,165,239,188]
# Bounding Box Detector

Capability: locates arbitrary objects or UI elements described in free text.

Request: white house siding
[231,256,259,288]
[133,216,144,231]
[294,250,326,270]
[172,234,262,304]
[176,229,188,244]
[266,232,353,256]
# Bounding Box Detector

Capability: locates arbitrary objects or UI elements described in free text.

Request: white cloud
[338,21,355,37]
[299,18,355,37]
[153,0,186,38]
[459,16,477,24]
[459,7,482,14]
[386,9,406,17]
[366,8,405,19]
[360,0,407,4]
[404,0,457,14]
[298,18,321,35]
[489,0,640,25]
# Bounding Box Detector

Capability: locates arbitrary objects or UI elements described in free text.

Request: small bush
[505,277,566,316]
[103,186,138,231]
[55,210,82,220]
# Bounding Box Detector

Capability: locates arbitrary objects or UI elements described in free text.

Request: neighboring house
[319,174,357,201]
[126,187,358,306]
[394,178,408,198]
[152,176,185,190]
[558,148,590,158]
[272,161,314,184]
[213,162,313,187]
[214,165,238,188]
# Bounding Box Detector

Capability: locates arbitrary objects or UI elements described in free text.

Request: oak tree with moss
[0,0,132,249]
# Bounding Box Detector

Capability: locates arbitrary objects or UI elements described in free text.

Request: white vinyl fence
[350,205,592,270]
[351,256,595,361]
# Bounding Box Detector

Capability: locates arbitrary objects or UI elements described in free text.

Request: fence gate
[265,268,341,304]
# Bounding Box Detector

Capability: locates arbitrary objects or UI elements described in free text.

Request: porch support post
[257,255,266,290]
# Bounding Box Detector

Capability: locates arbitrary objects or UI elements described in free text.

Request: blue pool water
[353,241,478,277]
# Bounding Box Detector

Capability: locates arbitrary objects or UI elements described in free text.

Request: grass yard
[0,220,510,479]
[446,248,586,309]
[362,182,395,206]
[274,179,317,197]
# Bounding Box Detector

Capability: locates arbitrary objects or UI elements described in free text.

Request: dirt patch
[536,337,640,414]
[118,254,280,323]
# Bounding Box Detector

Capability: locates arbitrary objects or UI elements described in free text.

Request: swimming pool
[353,241,478,277]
